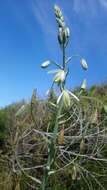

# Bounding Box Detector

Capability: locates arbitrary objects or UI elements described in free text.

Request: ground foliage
[0,84,107,190]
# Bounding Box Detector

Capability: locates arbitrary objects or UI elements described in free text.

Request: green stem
[40,32,66,190]
[40,100,63,190]
[63,43,66,69]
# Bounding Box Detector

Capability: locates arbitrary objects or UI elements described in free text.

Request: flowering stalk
[40,4,88,190]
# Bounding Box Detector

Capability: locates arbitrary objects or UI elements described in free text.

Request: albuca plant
[1,4,107,190]
[40,4,88,190]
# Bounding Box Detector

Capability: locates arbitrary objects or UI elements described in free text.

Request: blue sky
[0,0,107,107]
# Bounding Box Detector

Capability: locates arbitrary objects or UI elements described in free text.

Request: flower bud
[80,139,86,153]
[41,60,51,68]
[91,109,98,124]
[80,58,88,70]
[54,5,63,19]
[62,27,70,45]
[56,18,65,28]
[58,127,64,145]
[65,27,70,38]
[72,166,77,180]
[58,28,63,45]
[53,70,66,83]
[58,27,70,46]
[81,79,87,90]
[31,89,37,105]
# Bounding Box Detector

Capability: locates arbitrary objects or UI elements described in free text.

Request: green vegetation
[0,84,107,190]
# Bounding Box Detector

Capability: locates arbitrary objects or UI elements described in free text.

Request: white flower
[57,89,79,108]
[41,60,51,68]
[80,58,88,70]
[53,70,66,83]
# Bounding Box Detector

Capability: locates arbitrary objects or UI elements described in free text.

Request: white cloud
[99,0,107,9]
[68,0,107,16]
[71,0,98,16]
[31,0,56,36]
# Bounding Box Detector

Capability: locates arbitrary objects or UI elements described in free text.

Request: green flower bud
[80,58,88,70]
[65,27,70,38]
[54,5,63,19]
[80,139,86,153]
[91,109,98,124]
[58,27,70,45]
[81,79,87,90]
[54,70,66,83]
[63,27,70,45]
[60,15,64,22]
[58,28,63,44]
[56,18,65,28]
[72,165,77,180]
[41,60,51,68]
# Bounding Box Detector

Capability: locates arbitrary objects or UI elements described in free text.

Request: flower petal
[68,91,79,101]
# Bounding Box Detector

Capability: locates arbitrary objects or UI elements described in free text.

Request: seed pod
[81,79,87,90]
[80,139,86,154]
[53,70,66,83]
[91,109,98,124]
[41,60,51,68]
[58,127,64,145]
[72,166,77,180]
[31,89,37,105]
[80,58,88,70]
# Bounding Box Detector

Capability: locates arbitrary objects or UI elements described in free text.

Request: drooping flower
[80,58,88,70]
[57,89,79,108]
[41,60,51,68]
[53,69,66,83]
